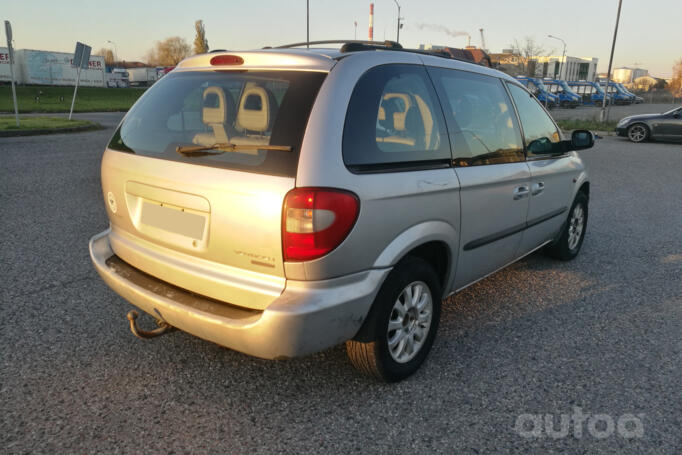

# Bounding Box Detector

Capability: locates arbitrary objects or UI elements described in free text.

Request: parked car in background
[542,78,581,108]
[89,41,594,382]
[516,76,559,108]
[599,81,634,105]
[616,106,682,142]
[616,83,644,103]
[567,81,611,106]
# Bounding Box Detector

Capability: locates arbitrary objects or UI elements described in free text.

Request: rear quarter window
[342,64,450,172]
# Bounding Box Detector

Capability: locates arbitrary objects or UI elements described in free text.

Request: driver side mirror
[570,129,595,150]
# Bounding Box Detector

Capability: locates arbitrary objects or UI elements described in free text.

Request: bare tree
[509,37,551,76]
[193,20,209,54]
[97,48,114,66]
[145,37,191,66]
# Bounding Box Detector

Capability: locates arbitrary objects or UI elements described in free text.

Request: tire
[627,123,649,143]
[346,257,442,382]
[545,192,588,261]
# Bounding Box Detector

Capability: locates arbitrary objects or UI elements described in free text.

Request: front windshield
[593,84,605,95]
[664,106,682,115]
[535,80,548,91]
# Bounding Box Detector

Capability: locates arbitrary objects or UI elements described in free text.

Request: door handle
[513,185,530,200]
[531,182,545,196]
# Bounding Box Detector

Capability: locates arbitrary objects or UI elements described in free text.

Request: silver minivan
[89,41,594,381]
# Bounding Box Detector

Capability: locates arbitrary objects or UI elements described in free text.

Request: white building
[530,55,599,81]
[613,67,648,84]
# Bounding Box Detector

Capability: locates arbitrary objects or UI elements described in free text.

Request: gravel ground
[550,102,681,123]
[1,113,680,454]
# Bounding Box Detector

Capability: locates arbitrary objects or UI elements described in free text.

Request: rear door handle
[531,182,545,196]
[513,185,530,200]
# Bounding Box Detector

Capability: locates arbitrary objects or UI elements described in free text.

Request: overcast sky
[4,0,681,77]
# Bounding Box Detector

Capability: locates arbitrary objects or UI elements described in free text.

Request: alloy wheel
[387,281,433,363]
[567,204,585,251]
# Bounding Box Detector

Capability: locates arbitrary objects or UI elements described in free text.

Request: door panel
[652,110,682,138]
[506,82,571,254]
[454,163,531,289]
[519,157,575,254]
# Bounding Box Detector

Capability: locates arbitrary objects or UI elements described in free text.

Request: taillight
[282,188,359,262]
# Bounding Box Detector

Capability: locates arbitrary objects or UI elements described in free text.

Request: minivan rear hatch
[103,69,326,309]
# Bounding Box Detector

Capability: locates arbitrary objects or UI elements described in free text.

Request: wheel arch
[373,220,458,294]
[353,222,458,342]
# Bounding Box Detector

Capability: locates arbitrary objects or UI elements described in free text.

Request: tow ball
[126,310,174,339]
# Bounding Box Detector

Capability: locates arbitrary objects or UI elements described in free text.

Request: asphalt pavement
[1,113,680,453]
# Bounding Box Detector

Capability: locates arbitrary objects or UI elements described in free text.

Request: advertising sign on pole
[4,20,19,127]
[69,41,91,120]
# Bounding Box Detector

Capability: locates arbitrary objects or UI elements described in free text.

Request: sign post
[69,41,91,120]
[4,21,19,127]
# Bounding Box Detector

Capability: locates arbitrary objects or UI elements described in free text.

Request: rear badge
[234,250,276,268]
[107,192,117,213]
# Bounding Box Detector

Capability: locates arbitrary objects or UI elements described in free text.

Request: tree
[509,37,552,76]
[193,20,209,54]
[145,37,191,66]
[97,48,114,66]
[668,58,682,96]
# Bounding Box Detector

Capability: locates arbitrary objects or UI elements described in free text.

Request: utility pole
[4,21,19,127]
[600,0,623,123]
[548,34,566,79]
[306,0,310,48]
[393,0,401,43]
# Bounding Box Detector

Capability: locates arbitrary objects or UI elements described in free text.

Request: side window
[343,64,450,170]
[507,83,562,156]
[429,67,524,166]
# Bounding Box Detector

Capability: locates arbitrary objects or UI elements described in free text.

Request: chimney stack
[369,3,374,40]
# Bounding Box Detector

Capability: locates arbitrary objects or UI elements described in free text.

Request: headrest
[236,86,270,132]
[202,86,227,124]
[383,93,411,131]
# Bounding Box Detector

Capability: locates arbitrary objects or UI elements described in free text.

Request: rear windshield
[108,70,326,177]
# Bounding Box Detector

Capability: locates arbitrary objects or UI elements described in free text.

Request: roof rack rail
[269,40,487,67]
[273,40,402,50]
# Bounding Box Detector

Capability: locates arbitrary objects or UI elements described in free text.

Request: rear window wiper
[176,143,292,157]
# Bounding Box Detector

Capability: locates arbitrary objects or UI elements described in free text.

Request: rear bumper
[89,229,390,359]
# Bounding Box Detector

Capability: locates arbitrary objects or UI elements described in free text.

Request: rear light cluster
[282,188,359,261]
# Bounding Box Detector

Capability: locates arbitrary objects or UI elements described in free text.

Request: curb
[0,123,104,137]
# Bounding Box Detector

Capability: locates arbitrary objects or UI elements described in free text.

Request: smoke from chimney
[414,23,469,39]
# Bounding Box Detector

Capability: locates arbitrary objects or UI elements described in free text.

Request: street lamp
[547,34,566,79]
[107,40,118,64]
[393,0,402,43]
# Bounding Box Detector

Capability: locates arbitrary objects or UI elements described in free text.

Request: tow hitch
[126,310,174,339]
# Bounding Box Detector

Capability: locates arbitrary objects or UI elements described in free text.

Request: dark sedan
[616,106,682,143]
